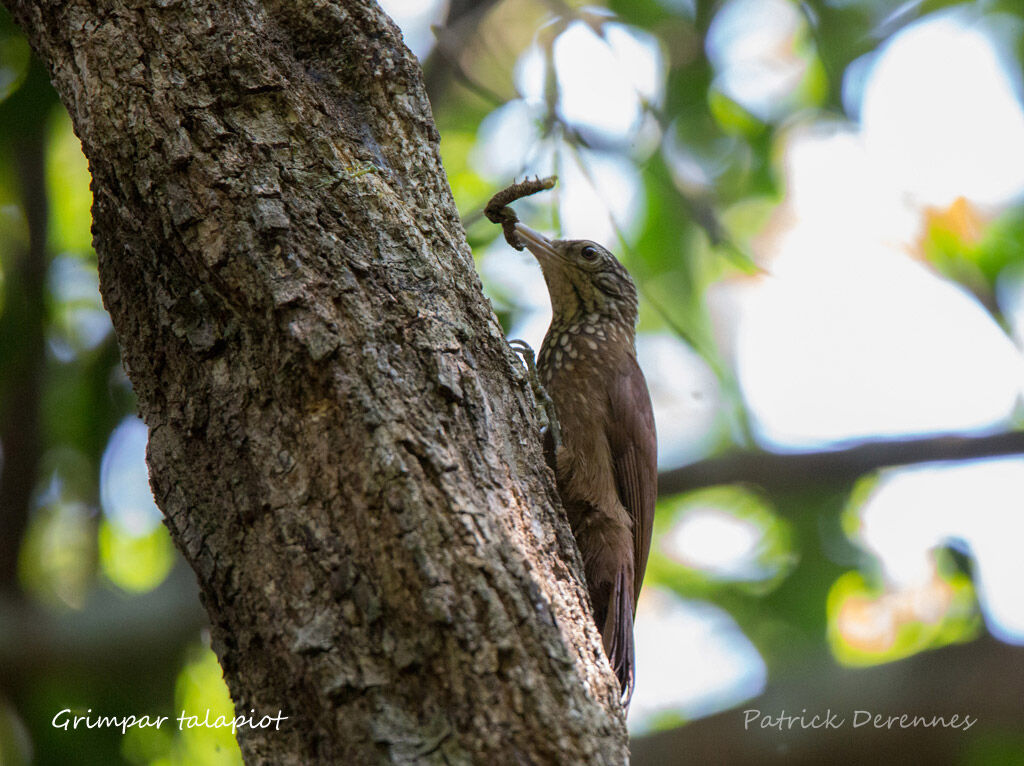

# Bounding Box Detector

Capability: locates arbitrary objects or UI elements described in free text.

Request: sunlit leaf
[826,559,980,667]
[0,32,29,104]
[18,500,96,610]
[98,520,175,593]
[46,109,93,254]
[173,646,244,766]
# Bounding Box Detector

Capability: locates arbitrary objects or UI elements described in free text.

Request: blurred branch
[422,0,506,107]
[694,0,721,32]
[631,636,1024,766]
[658,431,1024,496]
[0,60,54,594]
[0,562,204,687]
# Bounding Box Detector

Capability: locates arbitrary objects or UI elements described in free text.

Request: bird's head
[514,223,638,328]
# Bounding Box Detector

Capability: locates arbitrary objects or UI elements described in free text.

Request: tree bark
[3,0,628,763]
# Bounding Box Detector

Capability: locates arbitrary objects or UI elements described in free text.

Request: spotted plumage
[514,224,657,707]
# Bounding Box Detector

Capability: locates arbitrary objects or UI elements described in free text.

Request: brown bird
[514,222,657,705]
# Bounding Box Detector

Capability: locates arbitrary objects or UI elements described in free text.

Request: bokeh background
[3,0,1024,763]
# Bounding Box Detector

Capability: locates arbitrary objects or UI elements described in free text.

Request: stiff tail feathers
[602,568,636,708]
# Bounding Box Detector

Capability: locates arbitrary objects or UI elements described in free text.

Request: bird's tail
[602,568,636,708]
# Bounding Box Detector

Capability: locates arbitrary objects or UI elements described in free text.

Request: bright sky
[858,457,1024,644]
[732,9,1024,449]
[101,417,162,536]
[375,0,449,61]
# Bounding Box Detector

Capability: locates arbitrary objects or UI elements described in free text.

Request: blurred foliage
[18,499,96,610]
[825,559,980,667]
[98,521,175,594]
[649,486,795,595]
[2,0,1024,762]
[119,644,243,766]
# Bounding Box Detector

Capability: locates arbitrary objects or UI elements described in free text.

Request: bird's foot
[509,339,562,452]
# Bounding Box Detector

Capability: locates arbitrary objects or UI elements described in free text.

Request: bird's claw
[509,339,562,452]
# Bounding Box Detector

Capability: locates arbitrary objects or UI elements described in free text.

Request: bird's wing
[607,353,658,608]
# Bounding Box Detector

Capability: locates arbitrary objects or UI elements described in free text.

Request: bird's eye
[580,245,598,260]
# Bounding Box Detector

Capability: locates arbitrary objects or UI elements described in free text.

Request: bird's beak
[514,223,560,265]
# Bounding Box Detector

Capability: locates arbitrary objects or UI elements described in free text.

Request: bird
[514,222,657,706]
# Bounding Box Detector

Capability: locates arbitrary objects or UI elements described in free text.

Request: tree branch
[658,431,1024,497]
[422,0,506,107]
[0,57,55,592]
[0,564,205,686]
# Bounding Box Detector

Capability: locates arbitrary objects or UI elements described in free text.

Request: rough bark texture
[4,0,629,763]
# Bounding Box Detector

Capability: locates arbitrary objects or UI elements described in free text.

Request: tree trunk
[3,0,629,762]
